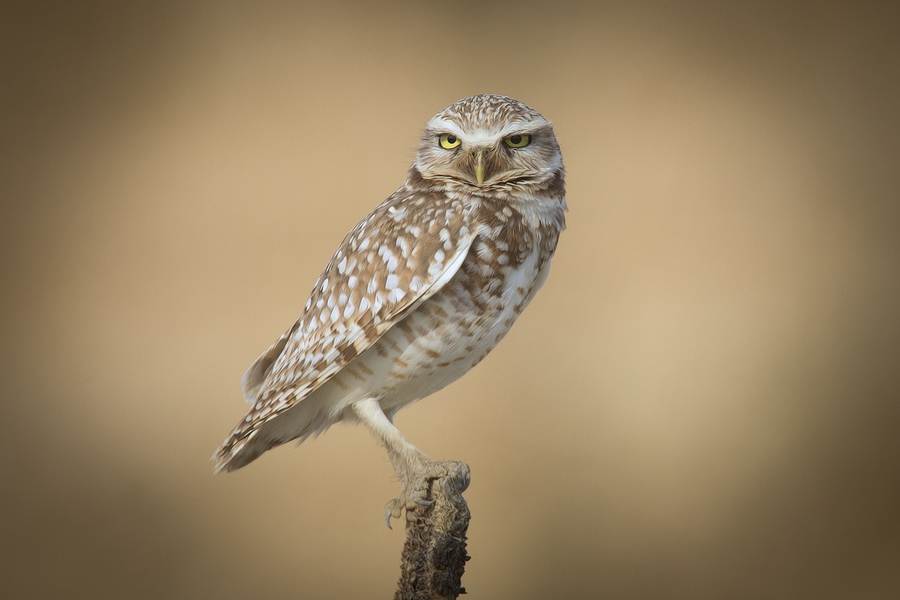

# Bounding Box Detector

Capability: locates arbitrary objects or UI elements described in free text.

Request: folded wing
[214,190,476,471]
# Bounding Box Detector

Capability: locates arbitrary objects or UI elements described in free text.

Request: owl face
[414,95,563,192]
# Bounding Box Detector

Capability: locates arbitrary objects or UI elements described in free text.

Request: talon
[384,497,404,529]
[455,462,472,492]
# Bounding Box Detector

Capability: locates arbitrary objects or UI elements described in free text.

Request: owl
[214,94,566,525]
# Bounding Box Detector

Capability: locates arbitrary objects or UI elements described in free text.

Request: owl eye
[439,133,461,149]
[504,134,531,148]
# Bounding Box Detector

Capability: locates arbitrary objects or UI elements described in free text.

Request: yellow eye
[504,134,532,148]
[439,133,461,149]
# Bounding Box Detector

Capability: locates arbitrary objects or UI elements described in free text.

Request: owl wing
[214,190,476,470]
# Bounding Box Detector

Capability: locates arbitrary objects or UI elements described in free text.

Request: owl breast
[329,207,555,418]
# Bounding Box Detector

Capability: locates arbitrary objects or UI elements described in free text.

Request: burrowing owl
[214,94,566,524]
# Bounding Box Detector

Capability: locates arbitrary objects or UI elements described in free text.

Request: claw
[384,497,405,529]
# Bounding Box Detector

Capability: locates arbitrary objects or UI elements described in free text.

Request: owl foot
[384,459,470,529]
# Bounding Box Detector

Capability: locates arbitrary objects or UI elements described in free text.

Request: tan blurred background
[2,1,898,598]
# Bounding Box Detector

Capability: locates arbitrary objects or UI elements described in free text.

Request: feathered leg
[351,397,468,528]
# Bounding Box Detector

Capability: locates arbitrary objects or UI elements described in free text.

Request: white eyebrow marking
[426,117,549,147]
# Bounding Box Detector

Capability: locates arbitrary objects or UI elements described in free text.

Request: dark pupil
[445,135,456,144]
[510,135,522,144]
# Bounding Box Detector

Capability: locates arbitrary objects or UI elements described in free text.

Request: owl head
[413,95,563,193]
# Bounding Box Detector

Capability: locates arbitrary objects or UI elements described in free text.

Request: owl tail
[212,429,269,473]
[212,390,338,473]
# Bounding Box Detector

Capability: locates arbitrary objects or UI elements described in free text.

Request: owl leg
[351,397,469,528]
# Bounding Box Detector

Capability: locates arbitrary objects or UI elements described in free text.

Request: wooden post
[394,462,471,600]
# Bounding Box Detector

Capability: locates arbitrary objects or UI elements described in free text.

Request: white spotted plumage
[214,94,566,522]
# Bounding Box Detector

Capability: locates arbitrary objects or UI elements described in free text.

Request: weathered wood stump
[394,462,471,600]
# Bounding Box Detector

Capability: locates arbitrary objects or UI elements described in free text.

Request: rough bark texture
[395,462,471,600]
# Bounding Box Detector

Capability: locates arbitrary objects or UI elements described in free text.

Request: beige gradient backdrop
[2,1,898,598]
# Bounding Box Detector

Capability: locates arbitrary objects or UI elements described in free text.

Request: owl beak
[474,150,485,185]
